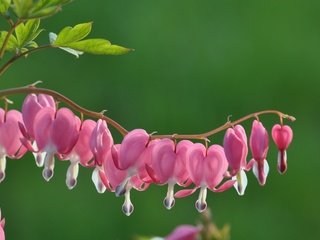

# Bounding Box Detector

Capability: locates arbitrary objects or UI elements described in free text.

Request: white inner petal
[92,166,106,194]
[233,169,248,196]
[0,155,6,183]
[66,158,80,190]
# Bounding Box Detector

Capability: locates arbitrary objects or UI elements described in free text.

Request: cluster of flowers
[0,94,293,216]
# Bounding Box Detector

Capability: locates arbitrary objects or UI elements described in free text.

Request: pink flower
[146,139,193,209]
[175,144,235,212]
[89,119,113,193]
[0,210,5,240]
[102,144,149,216]
[272,124,293,174]
[64,119,97,189]
[0,109,27,183]
[112,129,150,194]
[223,125,249,195]
[164,225,200,240]
[249,120,269,186]
[21,94,56,167]
[32,107,79,181]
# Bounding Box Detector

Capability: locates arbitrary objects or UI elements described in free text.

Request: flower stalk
[0,84,295,140]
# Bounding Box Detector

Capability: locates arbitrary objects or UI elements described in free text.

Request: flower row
[0,94,293,216]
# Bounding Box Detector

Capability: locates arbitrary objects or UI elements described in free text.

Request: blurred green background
[0,0,319,239]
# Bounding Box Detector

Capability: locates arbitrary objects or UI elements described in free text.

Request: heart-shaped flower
[0,109,27,183]
[272,124,293,174]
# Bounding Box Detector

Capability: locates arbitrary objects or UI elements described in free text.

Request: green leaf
[51,22,132,57]
[27,0,72,19]
[12,0,72,19]
[12,0,33,17]
[0,31,18,52]
[65,39,132,55]
[0,0,11,14]
[14,19,43,51]
[53,22,92,46]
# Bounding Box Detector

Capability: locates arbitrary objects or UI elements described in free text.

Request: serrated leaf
[0,31,18,52]
[65,39,132,55]
[14,19,43,52]
[53,22,92,46]
[12,0,33,17]
[0,0,11,14]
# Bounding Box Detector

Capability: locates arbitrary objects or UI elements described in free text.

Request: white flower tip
[92,167,106,194]
[66,178,77,190]
[122,202,134,216]
[115,185,126,197]
[35,154,45,167]
[233,170,248,196]
[195,200,207,213]
[0,171,5,183]
[42,168,54,182]
[163,196,175,210]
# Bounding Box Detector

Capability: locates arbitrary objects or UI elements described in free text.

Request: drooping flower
[0,109,27,183]
[271,124,293,174]
[223,125,249,195]
[112,129,150,193]
[0,210,5,240]
[102,144,149,216]
[89,119,113,193]
[21,94,56,167]
[32,107,79,181]
[146,139,193,209]
[175,143,235,212]
[65,119,97,189]
[249,120,269,186]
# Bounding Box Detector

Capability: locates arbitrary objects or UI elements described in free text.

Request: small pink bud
[249,120,269,186]
[223,125,249,195]
[272,124,293,174]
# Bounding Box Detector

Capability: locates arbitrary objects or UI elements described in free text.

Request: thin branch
[151,110,296,140]
[0,85,128,136]
[0,45,53,77]
[0,85,296,140]
[0,20,23,59]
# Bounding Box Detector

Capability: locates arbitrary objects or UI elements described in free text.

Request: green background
[0,0,319,239]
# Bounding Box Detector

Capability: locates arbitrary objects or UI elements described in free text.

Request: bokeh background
[0,0,319,239]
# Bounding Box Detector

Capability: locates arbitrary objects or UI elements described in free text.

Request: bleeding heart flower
[32,107,79,182]
[272,124,293,174]
[111,129,150,194]
[65,119,97,189]
[89,119,113,193]
[102,144,149,216]
[175,143,235,212]
[21,94,56,167]
[146,139,193,209]
[0,109,27,183]
[223,125,249,195]
[249,120,269,186]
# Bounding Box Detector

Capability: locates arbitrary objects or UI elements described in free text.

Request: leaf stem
[0,20,23,59]
[0,45,53,77]
[0,85,296,139]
